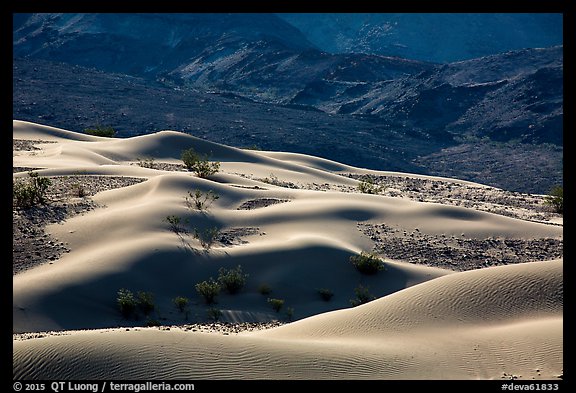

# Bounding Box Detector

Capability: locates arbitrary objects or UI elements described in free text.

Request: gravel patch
[342,173,561,225]
[358,223,563,271]
[13,139,57,151]
[13,321,285,341]
[13,175,146,275]
[237,198,290,210]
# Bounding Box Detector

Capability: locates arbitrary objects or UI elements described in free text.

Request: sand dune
[13,260,562,380]
[13,120,562,379]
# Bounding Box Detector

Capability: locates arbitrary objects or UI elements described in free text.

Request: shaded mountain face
[13,13,315,77]
[13,58,563,194]
[13,13,563,193]
[165,48,435,104]
[302,46,563,145]
[278,13,563,63]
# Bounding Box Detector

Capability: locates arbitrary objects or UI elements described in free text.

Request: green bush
[84,125,116,137]
[181,148,220,178]
[117,288,137,318]
[195,278,221,304]
[268,298,284,313]
[350,284,375,307]
[13,181,35,208]
[145,318,162,327]
[13,171,52,208]
[193,227,220,250]
[218,265,249,294]
[544,186,563,214]
[164,215,187,235]
[285,307,295,321]
[137,291,155,316]
[185,189,219,211]
[258,284,272,295]
[173,296,189,312]
[350,252,385,275]
[206,307,223,322]
[317,288,334,301]
[358,176,384,194]
[71,182,86,198]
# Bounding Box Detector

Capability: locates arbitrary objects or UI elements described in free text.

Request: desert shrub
[262,173,281,186]
[268,298,284,313]
[195,278,221,304]
[206,307,223,322]
[285,307,295,321]
[137,291,155,316]
[350,251,385,275]
[260,173,298,188]
[70,182,86,197]
[181,148,220,178]
[164,215,187,235]
[240,145,262,150]
[185,189,219,211]
[258,284,272,295]
[193,227,220,250]
[84,125,116,137]
[117,288,137,318]
[137,157,157,169]
[13,181,35,208]
[358,176,384,194]
[145,318,162,327]
[317,288,334,301]
[218,265,249,294]
[350,284,375,307]
[173,296,189,312]
[13,171,52,208]
[545,186,563,214]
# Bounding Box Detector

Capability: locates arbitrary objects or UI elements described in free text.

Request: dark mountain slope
[278,13,563,63]
[13,13,315,77]
[13,58,562,194]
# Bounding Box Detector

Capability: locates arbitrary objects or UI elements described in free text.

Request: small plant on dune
[195,278,221,304]
[137,157,157,169]
[181,147,220,178]
[262,173,281,186]
[13,171,52,208]
[117,288,137,318]
[317,288,334,302]
[84,125,116,137]
[260,173,298,188]
[218,265,249,294]
[350,284,375,307]
[137,291,155,316]
[145,318,162,327]
[206,307,223,322]
[285,307,295,321]
[70,182,86,198]
[185,189,220,211]
[268,298,284,313]
[193,227,221,251]
[358,176,384,195]
[173,296,189,312]
[350,251,386,275]
[239,144,262,151]
[164,215,187,235]
[544,185,563,214]
[258,284,272,295]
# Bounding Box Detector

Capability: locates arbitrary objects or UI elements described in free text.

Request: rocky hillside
[278,13,562,63]
[13,13,563,193]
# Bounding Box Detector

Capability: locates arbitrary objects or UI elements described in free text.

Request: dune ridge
[13,120,562,379]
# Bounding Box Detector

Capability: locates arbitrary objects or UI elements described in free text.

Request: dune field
[13,120,562,380]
